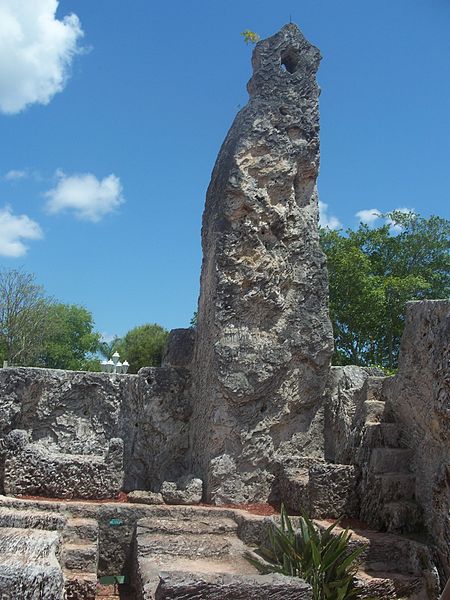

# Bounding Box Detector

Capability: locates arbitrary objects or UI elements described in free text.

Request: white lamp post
[112,351,120,372]
[101,354,128,375]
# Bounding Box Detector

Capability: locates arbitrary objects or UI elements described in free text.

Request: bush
[246,505,364,600]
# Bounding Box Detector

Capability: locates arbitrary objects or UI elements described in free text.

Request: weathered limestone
[133,511,312,599]
[161,476,203,505]
[314,520,439,599]
[162,328,195,369]
[323,366,384,464]
[191,23,334,503]
[129,491,164,505]
[3,429,124,499]
[0,366,192,494]
[0,527,65,599]
[383,300,450,579]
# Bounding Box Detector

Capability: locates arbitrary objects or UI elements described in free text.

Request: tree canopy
[40,303,101,371]
[0,269,49,365]
[114,323,169,373]
[0,269,101,370]
[320,211,449,369]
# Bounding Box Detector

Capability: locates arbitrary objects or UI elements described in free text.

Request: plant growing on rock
[246,505,364,600]
[241,29,260,44]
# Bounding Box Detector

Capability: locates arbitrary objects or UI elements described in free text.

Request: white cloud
[4,169,27,181]
[45,173,125,222]
[0,205,43,257]
[0,0,84,114]
[355,208,382,225]
[355,207,415,230]
[386,207,415,231]
[319,200,341,229]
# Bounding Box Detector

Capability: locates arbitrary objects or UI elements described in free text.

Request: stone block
[128,490,164,505]
[162,328,195,368]
[3,430,124,499]
[161,476,203,505]
[308,463,359,518]
[154,571,312,599]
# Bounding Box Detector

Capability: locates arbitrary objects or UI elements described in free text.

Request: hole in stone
[146,376,153,385]
[260,404,267,413]
[280,49,300,74]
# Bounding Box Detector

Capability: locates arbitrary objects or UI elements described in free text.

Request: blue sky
[0,0,449,339]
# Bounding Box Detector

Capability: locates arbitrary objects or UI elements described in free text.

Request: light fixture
[101,353,129,375]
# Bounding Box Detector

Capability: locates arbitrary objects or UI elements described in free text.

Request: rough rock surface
[161,477,203,505]
[0,527,65,599]
[133,509,312,600]
[162,328,195,368]
[0,366,192,494]
[191,23,334,503]
[324,366,384,463]
[129,490,164,505]
[278,459,358,518]
[154,572,312,599]
[383,300,450,578]
[3,429,124,499]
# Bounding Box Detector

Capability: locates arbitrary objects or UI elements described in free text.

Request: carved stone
[190,23,334,503]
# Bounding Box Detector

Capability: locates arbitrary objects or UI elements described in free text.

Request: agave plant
[246,505,365,600]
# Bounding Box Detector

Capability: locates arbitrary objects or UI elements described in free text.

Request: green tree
[0,269,50,365]
[40,304,101,371]
[321,212,449,369]
[98,336,123,361]
[119,323,169,373]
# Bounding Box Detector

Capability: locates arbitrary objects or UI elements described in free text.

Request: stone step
[64,517,99,543]
[380,501,422,534]
[137,532,238,559]
[64,570,97,600]
[0,526,66,597]
[136,515,238,536]
[370,448,413,474]
[363,400,386,424]
[0,506,66,531]
[0,525,62,564]
[154,571,312,599]
[364,423,400,448]
[63,541,98,573]
[314,520,433,577]
[376,473,416,502]
[356,569,428,600]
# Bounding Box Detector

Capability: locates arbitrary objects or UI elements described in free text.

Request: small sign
[108,518,123,526]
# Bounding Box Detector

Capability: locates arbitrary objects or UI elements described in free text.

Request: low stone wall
[383,300,450,577]
[0,365,192,495]
[3,430,124,499]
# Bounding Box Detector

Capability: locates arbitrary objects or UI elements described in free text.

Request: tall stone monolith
[191,24,334,503]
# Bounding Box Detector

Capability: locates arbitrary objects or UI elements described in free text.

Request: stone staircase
[315,519,439,599]
[63,517,99,599]
[0,505,99,599]
[356,377,422,534]
[133,510,311,599]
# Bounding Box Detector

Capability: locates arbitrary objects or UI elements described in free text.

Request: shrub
[246,505,364,600]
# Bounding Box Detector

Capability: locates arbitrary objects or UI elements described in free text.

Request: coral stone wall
[0,366,192,494]
[384,300,450,576]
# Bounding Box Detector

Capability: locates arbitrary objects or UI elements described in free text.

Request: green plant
[241,29,260,45]
[246,505,365,600]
